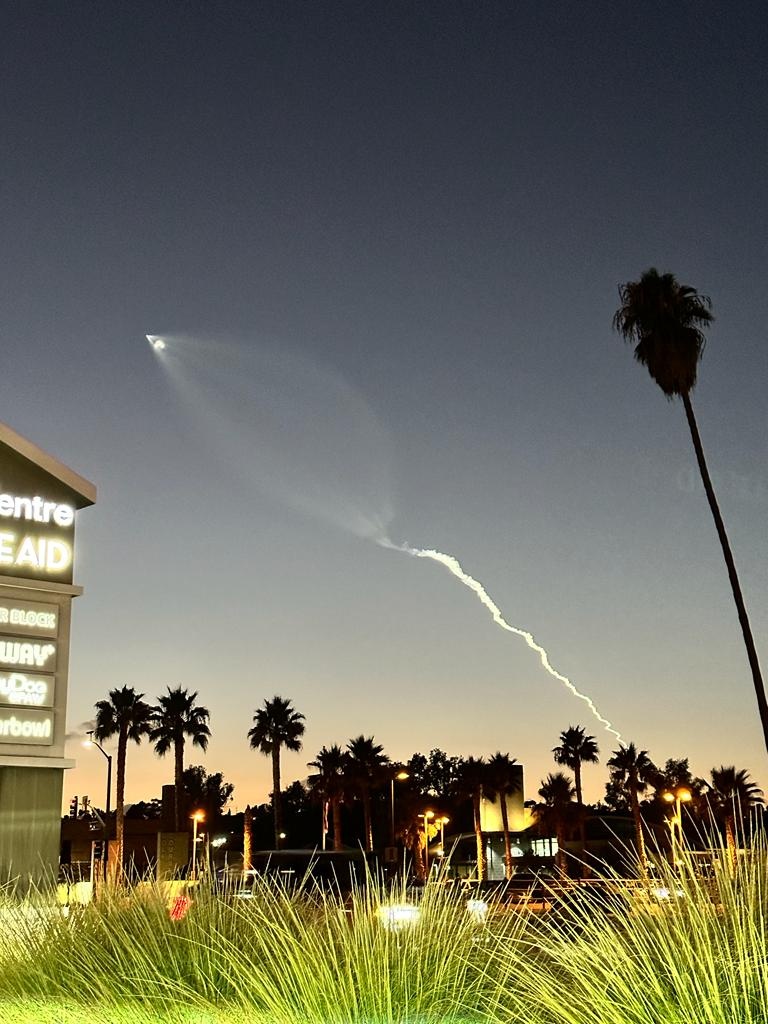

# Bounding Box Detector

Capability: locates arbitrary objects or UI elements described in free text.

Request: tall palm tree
[607,743,657,872]
[248,696,305,849]
[553,725,599,872]
[457,756,488,881]
[614,269,768,752]
[307,744,349,851]
[485,752,521,880]
[345,735,389,852]
[93,685,153,875]
[537,772,576,873]
[708,765,764,869]
[150,687,211,832]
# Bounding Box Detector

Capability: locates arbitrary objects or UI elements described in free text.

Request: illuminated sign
[0,708,53,745]
[0,600,58,637]
[0,638,57,671]
[0,533,71,573]
[0,671,54,708]
[0,494,74,527]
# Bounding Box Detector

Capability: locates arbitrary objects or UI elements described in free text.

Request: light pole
[390,770,410,847]
[662,788,692,868]
[437,815,450,857]
[83,731,112,817]
[191,810,205,881]
[419,810,435,876]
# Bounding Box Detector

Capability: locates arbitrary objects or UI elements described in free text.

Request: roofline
[0,420,96,507]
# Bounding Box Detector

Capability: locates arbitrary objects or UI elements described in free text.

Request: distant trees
[346,736,389,852]
[708,766,764,868]
[93,685,153,874]
[606,743,657,872]
[307,744,349,851]
[150,687,211,832]
[553,726,599,872]
[248,696,306,849]
[485,752,521,880]
[182,765,234,831]
[614,268,768,752]
[537,772,575,873]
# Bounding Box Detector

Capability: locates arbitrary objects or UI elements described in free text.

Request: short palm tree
[93,685,153,875]
[150,687,211,832]
[248,696,305,849]
[537,772,576,873]
[485,752,521,880]
[606,743,657,872]
[307,744,349,851]
[553,725,599,871]
[457,756,488,881]
[345,735,389,852]
[708,765,764,868]
[614,269,768,752]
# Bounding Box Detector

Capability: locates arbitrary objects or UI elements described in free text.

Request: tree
[537,772,576,873]
[606,743,657,872]
[614,269,768,752]
[485,752,521,880]
[553,725,599,873]
[307,744,349,851]
[182,765,234,832]
[150,687,211,832]
[707,766,764,868]
[94,685,153,875]
[346,735,389,852]
[247,696,305,849]
[457,756,488,881]
[406,748,464,803]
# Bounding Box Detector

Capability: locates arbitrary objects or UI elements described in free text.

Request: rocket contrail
[379,538,621,740]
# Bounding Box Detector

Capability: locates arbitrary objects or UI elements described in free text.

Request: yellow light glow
[396,771,409,781]
[191,810,205,822]
[679,789,692,802]
[662,792,674,803]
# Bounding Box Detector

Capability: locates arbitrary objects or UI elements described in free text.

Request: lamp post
[662,788,692,868]
[390,770,410,847]
[437,815,450,857]
[191,810,205,881]
[83,731,112,817]
[419,810,435,876]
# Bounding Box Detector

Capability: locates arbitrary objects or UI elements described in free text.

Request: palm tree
[606,743,657,872]
[307,744,349,851]
[708,765,764,869]
[457,756,488,881]
[345,735,389,852]
[93,685,153,875]
[537,772,576,873]
[553,725,599,872]
[248,696,305,849]
[150,687,211,832]
[485,752,521,880]
[614,269,768,752]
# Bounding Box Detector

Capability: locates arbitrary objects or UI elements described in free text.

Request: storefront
[0,422,95,887]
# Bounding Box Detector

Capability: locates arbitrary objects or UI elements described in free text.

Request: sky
[2,1,767,815]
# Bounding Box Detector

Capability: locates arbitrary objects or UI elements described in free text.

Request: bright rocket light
[379,538,621,740]
[146,334,166,351]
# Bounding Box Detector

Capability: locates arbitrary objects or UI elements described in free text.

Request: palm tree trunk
[174,737,184,833]
[272,747,282,848]
[556,823,567,873]
[243,805,253,871]
[473,794,486,880]
[682,393,768,753]
[362,790,373,852]
[332,797,343,851]
[499,792,513,880]
[725,814,737,873]
[114,727,127,878]
[574,761,590,877]
[630,791,648,875]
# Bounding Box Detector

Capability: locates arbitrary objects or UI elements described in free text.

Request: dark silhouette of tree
[708,765,764,869]
[346,735,389,852]
[94,685,154,875]
[485,752,521,880]
[181,765,234,832]
[614,268,768,752]
[537,772,576,873]
[307,744,350,851]
[247,696,305,848]
[457,756,488,881]
[553,725,599,872]
[406,748,464,803]
[150,687,211,832]
[607,743,656,872]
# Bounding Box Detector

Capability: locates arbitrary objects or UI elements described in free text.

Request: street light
[83,731,112,817]
[191,810,205,881]
[662,788,692,867]
[390,770,410,847]
[419,810,435,875]
[437,815,450,856]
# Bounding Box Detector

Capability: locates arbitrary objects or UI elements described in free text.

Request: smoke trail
[379,538,622,740]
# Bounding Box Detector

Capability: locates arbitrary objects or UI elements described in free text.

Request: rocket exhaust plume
[379,537,621,740]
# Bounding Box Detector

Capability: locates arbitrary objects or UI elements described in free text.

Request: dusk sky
[2,2,767,815]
